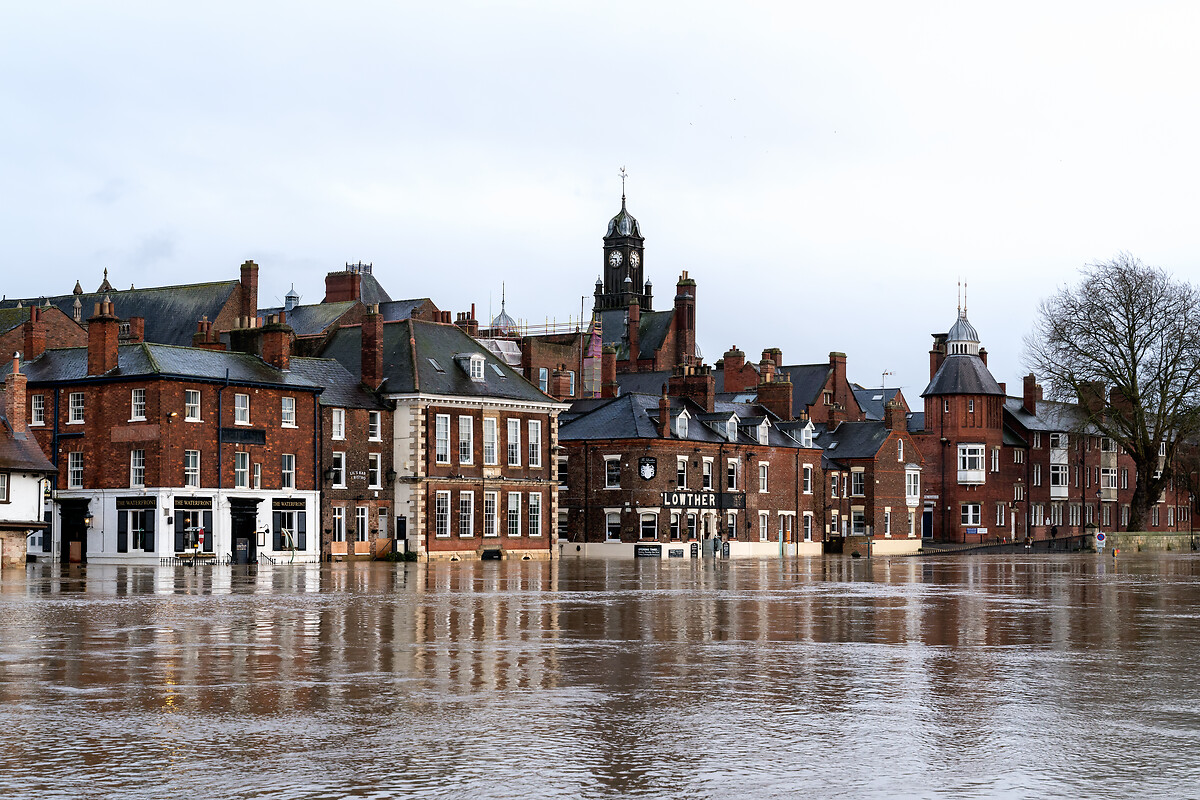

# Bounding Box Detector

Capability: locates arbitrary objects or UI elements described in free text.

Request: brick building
[0,305,86,360]
[0,356,56,567]
[558,362,824,558]
[321,314,564,561]
[12,299,324,564]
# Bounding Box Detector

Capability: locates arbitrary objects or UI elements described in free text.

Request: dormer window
[675,412,689,438]
[757,421,769,445]
[726,419,737,441]
[800,423,813,448]
[455,354,486,381]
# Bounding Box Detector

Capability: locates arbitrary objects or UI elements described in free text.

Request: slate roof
[2,281,241,348]
[922,354,1004,396]
[257,301,358,337]
[0,419,55,474]
[379,298,432,322]
[613,370,670,396]
[1004,397,1092,434]
[598,307,675,360]
[0,307,33,336]
[321,319,555,403]
[9,344,323,390]
[358,272,393,306]
[287,358,385,409]
[560,394,663,440]
[852,386,901,421]
[907,412,925,433]
[813,421,891,461]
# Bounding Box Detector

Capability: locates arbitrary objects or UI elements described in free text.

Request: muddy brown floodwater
[2,555,1199,799]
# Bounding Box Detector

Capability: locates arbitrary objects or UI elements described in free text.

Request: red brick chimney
[722,346,755,393]
[550,364,573,400]
[601,345,618,398]
[192,316,227,351]
[766,347,783,369]
[756,362,793,421]
[361,305,384,389]
[87,298,120,376]
[240,260,259,320]
[1023,374,1038,414]
[883,399,906,432]
[260,312,292,370]
[455,307,480,337]
[667,363,715,414]
[22,306,46,361]
[979,347,988,366]
[127,316,145,343]
[673,272,696,368]
[626,298,640,372]
[658,390,671,438]
[4,353,27,435]
[829,352,850,412]
[1078,380,1105,417]
[324,270,361,303]
[929,333,947,380]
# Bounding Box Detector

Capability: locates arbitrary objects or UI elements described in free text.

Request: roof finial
[963,281,968,318]
[619,165,627,208]
[501,281,506,311]
[957,279,962,318]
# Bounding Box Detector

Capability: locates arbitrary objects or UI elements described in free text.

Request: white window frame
[281,453,296,489]
[960,503,981,526]
[507,492,522,536]
[185,389,202,422]
[528,492,542,537]
[803,465,813,494]
[640,512,658,540]
[356,506,369,541]
[130,388,146,421]
[281,396,296,427]
[253,462,261,490]
[68,451,83,488]
[434,491,451,538]
[484,491,499,537]
[435,414,451,464]
[130,449,145,488]
[459,492,475,537]
[368,453,382,488]
[234,451,250,488]
[897,439,903,462]
[234,393,250,425]
[677,457,688,489]
[759,462,769,493]
[68,392,85,424]
[332,506,346,542]
[30,394,45,426]
[850,471,865,497]
[703,459,714,491]
[803,512,813,542]
[604,456,621,489]
[507,418,522,467]
[606,512,621,541]
[758,512,769,541]
[483,418,498,465]
[184,450,200,488]
[957,443,985,482]
[331,408,346,440]
[906,470,920,505]
[331,451,346,488]
[528,420,542,467]
[368,410,382,441]
[538,368,548,392]
[727,459,738,491]
[459,416,474,464]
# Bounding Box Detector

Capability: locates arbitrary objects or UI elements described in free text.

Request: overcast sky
[4,2,1199,399]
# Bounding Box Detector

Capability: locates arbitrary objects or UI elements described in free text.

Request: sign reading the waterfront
[272,498,307,510]
[638,457,657,480]
[116,496,157,510]
[634,544,662,558]
[175,496,213,510]
[661,491,745,510]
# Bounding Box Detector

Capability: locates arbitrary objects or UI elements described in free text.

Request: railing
[159,553,218,566]
[258,552,277,565]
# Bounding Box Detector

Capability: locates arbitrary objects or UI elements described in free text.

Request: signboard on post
[1096,531,1106,550]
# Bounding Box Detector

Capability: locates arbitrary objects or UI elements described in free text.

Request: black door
[232,511,257,564]
[59,502,89,565]
[922,510,934,539]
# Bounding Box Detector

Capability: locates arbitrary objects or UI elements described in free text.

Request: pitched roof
[559,394,664,440]
[0,418,55,474]
[257,301,358,337]
[358,272,393,306]
[2,281,241,348]
[321,319,554,403]
[613,370,671,395]
[12,343,322,390]
[378,298,432,322]
[852,386,902,421]
[286,358,385,409]
[922,354,1004,396]
[598,307,675,360]
[907,411,925,433]
[0,307,32,336]
[1004,397,1091,433]
[814,421,890,461]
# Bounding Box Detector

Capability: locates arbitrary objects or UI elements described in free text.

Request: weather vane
[619,166,627,201]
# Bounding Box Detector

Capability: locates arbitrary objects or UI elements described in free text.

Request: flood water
[2,555,1200,800]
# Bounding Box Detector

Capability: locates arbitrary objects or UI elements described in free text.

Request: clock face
[628,251,640,268]
[608,250,623,268]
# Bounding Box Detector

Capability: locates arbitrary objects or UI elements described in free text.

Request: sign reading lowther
[660,491,745,510]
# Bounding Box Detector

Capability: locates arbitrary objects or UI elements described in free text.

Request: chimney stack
[4,353,27,435]
[658,390,672,438]
[260,312,293,370]
[722,345,754,393]
[550,364,573,400]
[829,352,850,414]
[929,333,947,380]
[240,260,259,320]
[361,305,384,389]
[626,298,640,372]
[883,399,906,432]
[601,345,618,398]
[673,272,697,368]
[87,298,120,376]
[1023,373,1038,415]
[127,316,145,343]
[756,362,793,421]
[192,316,226,351]
[667,363,715,414]
[22,306,46,362]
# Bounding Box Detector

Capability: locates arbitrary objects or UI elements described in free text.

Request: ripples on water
[2,555,1200,799]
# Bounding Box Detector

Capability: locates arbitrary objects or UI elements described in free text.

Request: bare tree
[1025,253,1200,530]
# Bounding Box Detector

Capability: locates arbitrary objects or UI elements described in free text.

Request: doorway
[58,501,89,565]
[231,508,258,565]
[922,507,934,539]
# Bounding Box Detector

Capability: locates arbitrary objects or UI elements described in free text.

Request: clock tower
[595,192,650,311]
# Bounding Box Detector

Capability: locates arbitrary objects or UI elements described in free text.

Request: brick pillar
[22,306,46,361]
[4,354,27,435]
[659,391,671,438]
[722,346,752,392]
[240,260,259,320]
[601,346,618,398]
[362,305,383,389]
[261,312,292,370]
[87,298,120,376]
[627,298,640,372]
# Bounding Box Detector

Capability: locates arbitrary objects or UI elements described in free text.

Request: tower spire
[619,165,627,208]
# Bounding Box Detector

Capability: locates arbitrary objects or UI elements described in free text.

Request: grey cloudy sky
[4,2,1199,399]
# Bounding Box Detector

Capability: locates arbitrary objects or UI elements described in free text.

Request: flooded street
[2,555,1199,799]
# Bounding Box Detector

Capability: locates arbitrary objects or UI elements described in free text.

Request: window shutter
[273,512,282,550]
[117,512,128,553]
[202,511,213,552]
[297,512,307,550]
[175,513,186,552]
[144,511,155,552]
